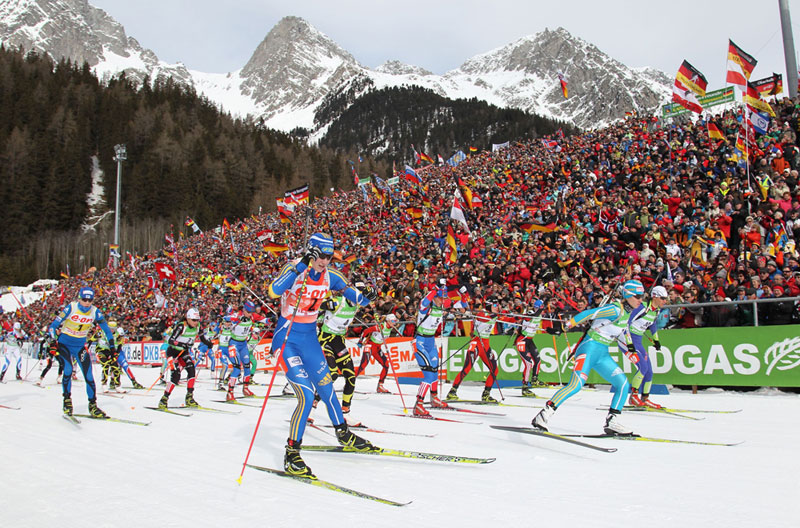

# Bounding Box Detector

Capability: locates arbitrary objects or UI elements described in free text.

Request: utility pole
[779,0,798,98]
[113,144,127,267]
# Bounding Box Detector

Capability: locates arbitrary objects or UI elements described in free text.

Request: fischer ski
[145,406,192,417]
[245,464,410,506]
[321,424,436,438]
[179,404,240,415]
[561,432,743,447]
[491,425,618,453]
[623,405,742,415]
[73,414,151,426]
[210,399,262,408]
[448,399,536,409]
[428,405,506,416]
[300,445,495,464]
[62,414,81,427]
[384,412,481,425]
[604,406,703,421]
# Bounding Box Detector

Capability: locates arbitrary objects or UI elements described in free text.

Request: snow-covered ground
[0,365,796,528]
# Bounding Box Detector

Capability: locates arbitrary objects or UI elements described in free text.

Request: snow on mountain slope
[0,3,671,132]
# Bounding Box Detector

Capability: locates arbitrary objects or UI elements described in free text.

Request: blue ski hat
[621,280,645,299]
[308,232,334,256]
[79,287,95,300]
[533,299,544,310]
[243,301,256,313]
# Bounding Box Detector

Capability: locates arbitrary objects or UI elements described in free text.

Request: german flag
[745,81,776,117]
[676,60,708,96]
[469,146,477,152]
[707,122,727,142]
[263,241,289,254]
[445,225,458,264]
[406,206,423,219]
[519,222,557,233]
[419,152,434,164]
[344,255,357,264]
[726,40,757,88]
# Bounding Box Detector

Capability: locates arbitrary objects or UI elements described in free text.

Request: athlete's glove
[363,285,378,302]
[300,246,323,267]
[653,339,661,351]
[625,343,639,364]
[546,327,562,336]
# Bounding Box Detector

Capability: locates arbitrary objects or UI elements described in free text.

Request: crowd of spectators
[5,93,800,340]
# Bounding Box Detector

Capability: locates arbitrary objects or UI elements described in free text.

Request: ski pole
[379,340,409,412]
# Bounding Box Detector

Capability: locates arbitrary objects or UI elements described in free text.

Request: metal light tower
[113,144,126,267]
[780,0,798,98]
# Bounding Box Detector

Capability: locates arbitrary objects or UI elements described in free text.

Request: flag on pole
[450,192,470,233]
[726,40,757,88]
[707,122,727,142]
[284,184,309,205]
[745,81,776,117]
[155,262,177,281]
[262,241,289,254]
[444,225,458,264]
[185,217,201,233]
[676,60,708,96]
[557,71,568,98]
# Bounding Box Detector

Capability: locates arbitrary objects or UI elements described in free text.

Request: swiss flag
[155,263,177,281]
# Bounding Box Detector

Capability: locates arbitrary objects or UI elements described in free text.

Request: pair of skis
[62,413,150,426]
[247,444,495,506]
[492,425,742,449]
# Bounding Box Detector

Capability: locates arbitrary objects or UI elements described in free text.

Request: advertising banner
[661,87,736,118]
[445,325,800,387]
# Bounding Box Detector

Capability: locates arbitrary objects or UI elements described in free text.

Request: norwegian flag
[154,263,177,281]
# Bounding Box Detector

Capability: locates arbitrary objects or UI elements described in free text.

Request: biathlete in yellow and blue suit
[532,280,646,436]
[48,287,115,418]
[268,232,377,478]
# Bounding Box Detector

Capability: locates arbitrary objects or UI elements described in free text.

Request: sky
[88,0,800,89]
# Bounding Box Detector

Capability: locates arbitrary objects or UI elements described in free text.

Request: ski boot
[281,383,294,396]
[35,378,44,387]
[56,374,63,384]
[16,369,22,380]
[158,394,169,410]
[284,439,314,478]
[481,389,498,404]
[225,389,236,402]
[532,401,556,431]
[521,384,536,397]
[341,403,351,414]
[413,399,431,417]
[604,409,632,435]
[629,389,645,407]
[642,397,662,410]
[131,380,145,390]
[335,423,376,451]
[241,383,255,397]
[430,395,449,408]
[0,370,5,382]
[446,387,459,401]
[185,390,199,408]
[530,377,548,388]
[62,396,73,416]
[88,399,108,419]
[376,383,390,394]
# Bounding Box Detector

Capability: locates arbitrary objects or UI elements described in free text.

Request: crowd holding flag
[707,122,727,142]
[726,40,757,88]
[185,217,201,234]
[444,225,458,264]
[449,192,470,233]
[284,184,310,205]
[672,60,707,114]
[745,81,776,117]
[752,73,783,96]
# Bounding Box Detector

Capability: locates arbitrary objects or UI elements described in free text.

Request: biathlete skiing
[268,232,378,478]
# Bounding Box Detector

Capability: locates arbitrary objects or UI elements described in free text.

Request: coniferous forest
[0,46,572,284]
